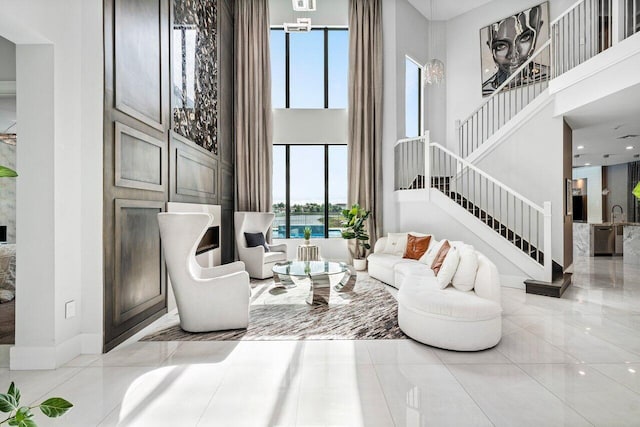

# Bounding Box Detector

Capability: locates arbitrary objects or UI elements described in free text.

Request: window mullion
[324,28,329,109]
[285,145,291,238]
[324,145,329,238]
[285,32,290,109]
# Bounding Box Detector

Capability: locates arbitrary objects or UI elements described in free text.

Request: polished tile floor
[2,256,640,426]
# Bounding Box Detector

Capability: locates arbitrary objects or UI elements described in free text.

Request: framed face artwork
[480,2,550,97]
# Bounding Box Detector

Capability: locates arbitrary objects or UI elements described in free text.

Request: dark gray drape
[348,0,383,251]
[234,0,272,212]
[629,161,640,223]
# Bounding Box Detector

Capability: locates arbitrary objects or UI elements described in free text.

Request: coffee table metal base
[306,265,356,305]
[272,261,357,305]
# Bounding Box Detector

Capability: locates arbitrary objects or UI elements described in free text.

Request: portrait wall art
[479,2,550,97]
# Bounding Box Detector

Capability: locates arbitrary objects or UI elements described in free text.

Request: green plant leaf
[0,393,18,413]
[0,166,17,178]
[39,398,73,418]
[633,181,640,200]
[363,243,371,250]
[18,419,37,427]
[8,419,19,426]
[8,383,20,406]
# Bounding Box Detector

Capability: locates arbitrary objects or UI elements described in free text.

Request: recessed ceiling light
[626,146,634,150]
[584,163,591,166]
[577,145,584,150]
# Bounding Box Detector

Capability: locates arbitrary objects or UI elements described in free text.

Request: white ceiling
[407,0,494,20]
[566,83,640,167]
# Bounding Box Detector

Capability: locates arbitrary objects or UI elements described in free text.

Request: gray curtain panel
[348,0,383,251]
[234,0,273,212]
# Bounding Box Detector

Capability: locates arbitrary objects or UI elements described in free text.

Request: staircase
[395,136,553,282]
[394,0,640,288]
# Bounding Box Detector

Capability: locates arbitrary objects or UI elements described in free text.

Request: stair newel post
[543,201,553,282]
[424,131,430,201]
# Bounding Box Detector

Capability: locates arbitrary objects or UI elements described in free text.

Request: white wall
[381,0,431,234]
[445,0,576,152]
[273,109,347,144]
[573,166,604,224]
[1,0,103,369]
[0,36,16,81]
[0,36,17,243]
[475,102,566,265]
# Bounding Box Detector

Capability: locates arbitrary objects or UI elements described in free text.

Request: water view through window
[272,145,347,239]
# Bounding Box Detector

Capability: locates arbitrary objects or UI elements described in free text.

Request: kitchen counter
[623,224,640,265]
[573,222,640,259]
[573,223,592,256]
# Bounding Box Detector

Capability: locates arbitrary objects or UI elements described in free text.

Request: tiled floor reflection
[2,255,639,426]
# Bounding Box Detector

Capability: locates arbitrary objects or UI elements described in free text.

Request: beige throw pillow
[383,233,409,256]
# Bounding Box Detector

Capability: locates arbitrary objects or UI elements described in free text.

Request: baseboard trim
[10,332,105,370]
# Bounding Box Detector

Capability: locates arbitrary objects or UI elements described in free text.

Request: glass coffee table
[272,261,356,305]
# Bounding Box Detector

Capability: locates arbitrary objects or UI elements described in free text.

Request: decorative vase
[353,258,367,271]
[304,239,310,246]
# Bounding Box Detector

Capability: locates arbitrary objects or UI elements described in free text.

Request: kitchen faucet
[611,204,624,223]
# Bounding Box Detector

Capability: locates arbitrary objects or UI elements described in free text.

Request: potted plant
[340,204,371,271]
[303,227,312,245]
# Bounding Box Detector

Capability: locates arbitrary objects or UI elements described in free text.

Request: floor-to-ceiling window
[271,27,349,238]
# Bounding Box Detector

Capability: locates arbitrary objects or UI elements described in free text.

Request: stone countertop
[623,225,640,264]
[573,223,591,257]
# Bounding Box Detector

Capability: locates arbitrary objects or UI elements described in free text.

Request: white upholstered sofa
[368,233,502,351]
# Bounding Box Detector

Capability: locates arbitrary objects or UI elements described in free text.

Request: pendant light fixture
[424,0,445,85]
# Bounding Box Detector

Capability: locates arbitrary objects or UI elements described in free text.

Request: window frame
[271,27,349,109]
[405,55,424,137]
[274,143,347,239]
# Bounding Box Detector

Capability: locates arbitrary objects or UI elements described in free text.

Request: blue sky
[270,29,348,109]
[273,145,347,205]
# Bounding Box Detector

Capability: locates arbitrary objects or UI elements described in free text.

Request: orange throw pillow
[403,235,432,260]
[430,240,451,275]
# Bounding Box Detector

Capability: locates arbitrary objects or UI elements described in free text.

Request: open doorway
[0,35,17,344]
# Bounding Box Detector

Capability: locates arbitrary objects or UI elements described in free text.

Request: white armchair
[234,212,288,279]
[158,212,251,332]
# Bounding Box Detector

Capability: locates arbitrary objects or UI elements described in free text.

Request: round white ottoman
[397,279,502,351]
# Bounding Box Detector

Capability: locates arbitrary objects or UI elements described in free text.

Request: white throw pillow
[436,246,460,289]
[419,239,443,265]
[383,233,408,255]
[452,244,479,292]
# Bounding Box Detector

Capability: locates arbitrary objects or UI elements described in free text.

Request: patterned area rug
[143,273,406,341]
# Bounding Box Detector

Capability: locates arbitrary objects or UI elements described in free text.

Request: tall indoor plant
[340,204,371,271]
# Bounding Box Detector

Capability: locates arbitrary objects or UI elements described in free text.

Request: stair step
[441,190,547,266]
[525,273,572,298]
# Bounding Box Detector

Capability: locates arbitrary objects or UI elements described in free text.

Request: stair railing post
[424,131,430,201]
[543,201,553,282]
